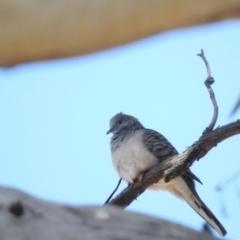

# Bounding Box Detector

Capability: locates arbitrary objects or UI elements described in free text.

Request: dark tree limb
[108,119,240,207]
[107,50,240,208]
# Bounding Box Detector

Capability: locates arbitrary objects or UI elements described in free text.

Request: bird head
[106,112,142,135]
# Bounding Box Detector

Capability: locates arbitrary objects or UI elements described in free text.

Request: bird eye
[118,120,122,124]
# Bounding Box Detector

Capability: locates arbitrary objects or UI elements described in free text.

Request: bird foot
[136,172,144,182]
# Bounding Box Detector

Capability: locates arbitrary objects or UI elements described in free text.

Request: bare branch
[106,49,237,207]
[197,49,218,134]
[197,49,218,133]
[108,119,240,207]
[197,49,211,78]
[107,50,239,207]
[164,49,218,182]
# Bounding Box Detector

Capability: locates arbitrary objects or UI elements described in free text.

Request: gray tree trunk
[0,186,218,240]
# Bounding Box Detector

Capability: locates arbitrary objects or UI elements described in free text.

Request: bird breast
[111,131,158,183]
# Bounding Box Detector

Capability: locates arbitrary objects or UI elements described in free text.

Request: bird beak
[106,127,114,135]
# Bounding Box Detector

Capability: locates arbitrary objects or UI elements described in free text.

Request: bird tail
[151,175,227,236]
[177,176,227,236]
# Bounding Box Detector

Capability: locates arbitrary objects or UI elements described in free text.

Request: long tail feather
[179,176,227,236]
[151,174,227,236]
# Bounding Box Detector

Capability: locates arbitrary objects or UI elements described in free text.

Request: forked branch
[106,50,240,208]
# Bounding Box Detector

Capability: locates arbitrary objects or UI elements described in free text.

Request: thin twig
[197,49,211,78]
[161,49,219,182]
[197,49,218,133]
[104,178,122,204]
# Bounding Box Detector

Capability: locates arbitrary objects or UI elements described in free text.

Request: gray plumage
[107,112,226,236]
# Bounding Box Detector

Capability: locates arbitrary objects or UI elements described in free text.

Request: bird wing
[143,128,178,161]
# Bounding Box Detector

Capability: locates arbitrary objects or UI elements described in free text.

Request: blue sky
[0,19,240,239]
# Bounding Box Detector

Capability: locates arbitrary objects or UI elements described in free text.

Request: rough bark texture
[0,186,218,240]
[0,0,240,66]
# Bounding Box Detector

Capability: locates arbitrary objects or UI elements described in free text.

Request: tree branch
[108,119,240,207]
[107,50,240,208]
